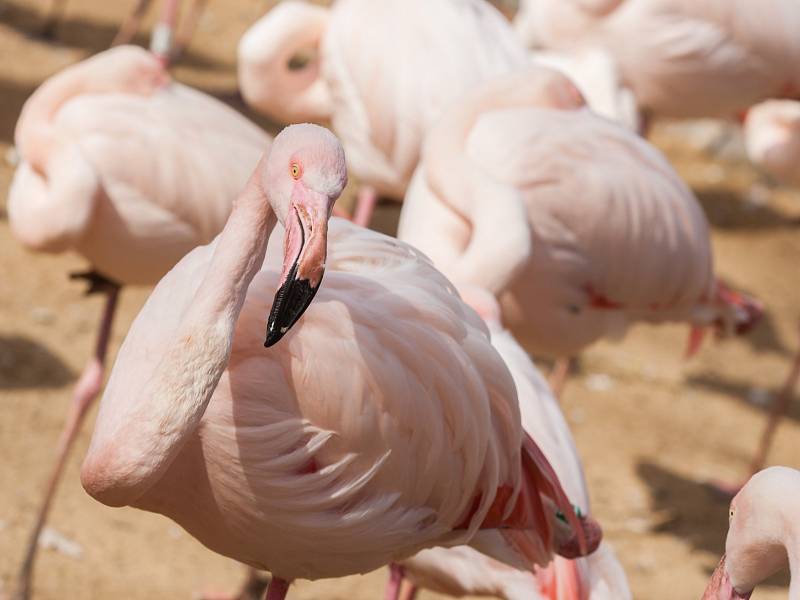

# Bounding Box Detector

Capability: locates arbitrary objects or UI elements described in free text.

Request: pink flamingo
[237,0,529,225]
[394,287,631,600]
[7,44,271,599]
[80,124,601,600]
[702,466,800,599]
[398,67,760,362]
[513,0,800,121]
[744,100,800,187]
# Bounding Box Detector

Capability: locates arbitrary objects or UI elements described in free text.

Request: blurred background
[0,0,799,598]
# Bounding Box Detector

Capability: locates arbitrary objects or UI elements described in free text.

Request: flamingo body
[744,99,800,186]
[9,45,270,284]
[398,70,727,357]
[81,125,597,584]
[515,0,800,118]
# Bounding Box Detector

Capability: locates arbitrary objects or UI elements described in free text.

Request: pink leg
[399,580,418,600]
[111,0,153,46]
[353,185,378,228]
[264,577,290,600]
[548,357,573,400]
[12,285,119,600]
[384,564,405,600]
[173,0,207,58]
[150,0,180,66]
[709,322,800,499]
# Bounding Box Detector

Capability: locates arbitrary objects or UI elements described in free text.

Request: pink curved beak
[264,185,330,347]
[702,555,752,600]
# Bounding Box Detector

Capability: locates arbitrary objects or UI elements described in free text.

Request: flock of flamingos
[5,0,800,598]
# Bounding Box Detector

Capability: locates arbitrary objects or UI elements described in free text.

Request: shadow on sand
[636,461,789,589]
[0,334,73,389]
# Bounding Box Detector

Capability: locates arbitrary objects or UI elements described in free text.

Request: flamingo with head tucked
[398,66,760,363]
[7,44,271,600]
[237,0,529,225]
[394,287,631,600]
[744,100,800,187]
[79,124,601,600]
[702,466,800,599]
[513,0,800,121]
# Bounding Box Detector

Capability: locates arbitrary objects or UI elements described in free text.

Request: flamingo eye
[729,508,734,520]
[291,163,302,179]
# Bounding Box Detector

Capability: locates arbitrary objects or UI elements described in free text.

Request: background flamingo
[744,99,800,187]
[702,466,800,599]
[7,44,270,599]
[238,0,529,225]
[396,287,631,600]
[80,124,600,600]
[513,0,800,121]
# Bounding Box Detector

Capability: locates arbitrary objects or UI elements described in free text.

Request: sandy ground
[1,1,799,599]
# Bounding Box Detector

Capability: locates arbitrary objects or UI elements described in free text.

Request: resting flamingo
[513,0,800,121]
[7,44,270,599]
[79,124,601,600]
[398,67,760,362]
[238,0,529,225]
[702,466,800,599]
[744,100,800,187]
[393,287,631,600]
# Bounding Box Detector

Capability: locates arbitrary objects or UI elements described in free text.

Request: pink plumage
[9,45,270,285]
[398,67,759,358]
[515,0,800,119]
[400,288,630,600]
[80,125,598,597]
[744,99,800,186]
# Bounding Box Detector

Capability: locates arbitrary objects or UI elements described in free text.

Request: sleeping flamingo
[237,0,529,225]
[744,100,800,187]
[397,67,760,362]
[702,466,800,599]
[80,124,601,600]
[7,44,270,600]
[393,287,631,600]
[513,0,800,121]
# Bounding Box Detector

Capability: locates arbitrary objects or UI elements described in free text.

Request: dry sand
[1,1,799,598]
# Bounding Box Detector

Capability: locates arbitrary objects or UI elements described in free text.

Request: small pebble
[585,373,614,392]
[39,527,83,559]
[747,387,771,408]
[30,306,56,325]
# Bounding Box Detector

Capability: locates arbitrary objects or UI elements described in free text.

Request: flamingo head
[702,467,800,599]
[262,123,347,347]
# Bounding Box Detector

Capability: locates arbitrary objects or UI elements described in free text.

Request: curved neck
[82,168,277,507]
[421,69,584,292]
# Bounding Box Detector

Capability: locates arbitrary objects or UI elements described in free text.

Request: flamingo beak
[702,555,753,600]
[264,186,329,347]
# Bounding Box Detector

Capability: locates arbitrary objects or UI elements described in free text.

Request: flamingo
[744,100,800,187]
[702,466,800,599]
[7,44,271,599]
[397,66,761,363]
[237,0,529,225]
[79,124,601,600]
[393,287,631,600]
[513,0,800,121]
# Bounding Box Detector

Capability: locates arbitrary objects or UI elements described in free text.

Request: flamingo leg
[398,579,419,600]
[12,280,119,600]
[353,185,378,228]
[264,577,290,600]
[197,568,270,600]
[150,0,180,66]
[709,323,800,499]
[384,564,405,600]
[747,326,800,475]
[111,0,153,47]
[173,0,207,58]
[548,357,574,400]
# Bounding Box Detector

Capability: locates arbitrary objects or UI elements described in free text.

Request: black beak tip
[263,322,286,348]
[263,274,321,349]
